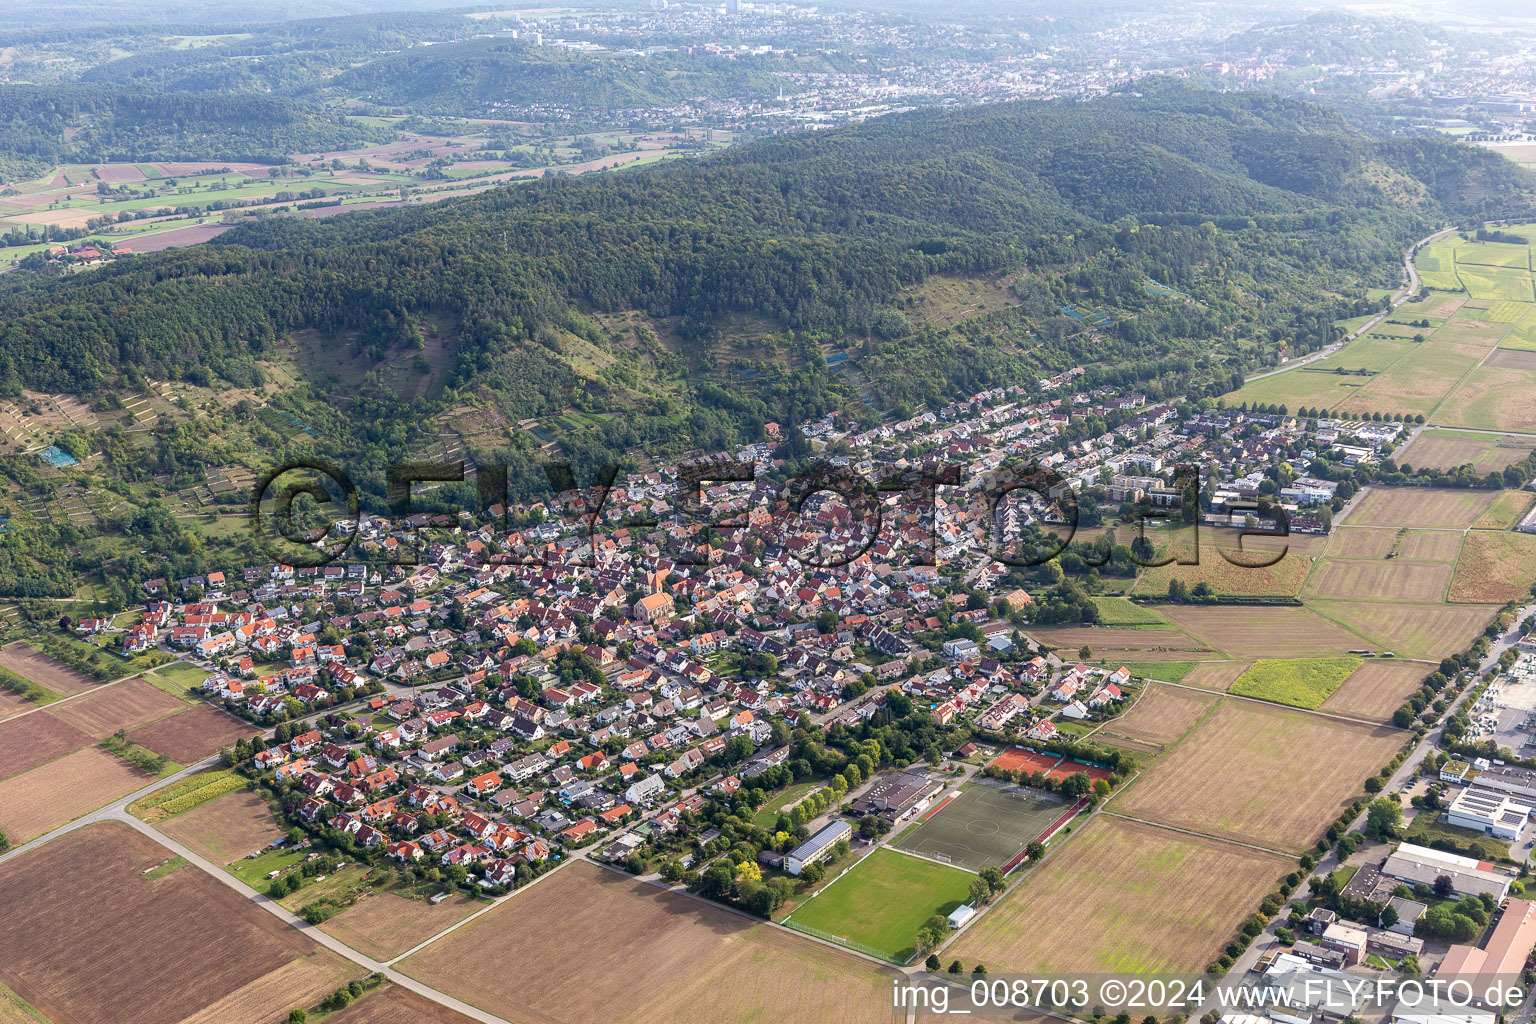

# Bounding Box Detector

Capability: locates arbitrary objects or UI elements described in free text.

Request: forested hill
[0,84,389,182]
[299,37,828,115]
[0,82,1529,499]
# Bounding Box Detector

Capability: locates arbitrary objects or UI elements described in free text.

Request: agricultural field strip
[1428,317,1525,423]
[1098,810,1294,858]
[0,756,520,1024]
[0,669,142,724]
[1151,677,1403,729]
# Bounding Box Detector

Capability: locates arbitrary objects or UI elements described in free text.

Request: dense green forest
[0,84,388,182]
[301,38,821,115]
[0,82,1529,509]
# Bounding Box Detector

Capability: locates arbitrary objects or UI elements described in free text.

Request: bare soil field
[129,222,235,251]
[1113,700,1406,853]
[157,789,286,865]
[1182,661,1252,691]
[322,890,484,961]
[0,643,99,696]
[1304,559,1452,603]
[43,676,186,739]
[1106,685,1218,747]
[1309,600,1497,660]
[0,746,151,843]
[1345,488,1498,529]
[948,816,1288,973]
[0,691,32,723]
[1156,605,1365,659]
[1023,626,1216,661]
[399,860,898,1024]
[127,704,256,763]
[1448,530,1536,604]
[326,986,476,1024]
[1320,661,1432,722]
[0,712,91,780]
[1485,348,1536,370]
[0,822,355,1024]
[1396,432,1534,473]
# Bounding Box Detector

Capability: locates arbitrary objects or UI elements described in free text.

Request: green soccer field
[783,848,977,962]
[891,782,1066,871]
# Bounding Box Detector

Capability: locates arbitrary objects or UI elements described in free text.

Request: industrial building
[785,820,852,876]
[1446,786,1533,841]
[1439,898,1536,982]
[1381,843,1516,902]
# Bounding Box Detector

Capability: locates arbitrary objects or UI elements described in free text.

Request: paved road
[1244,226,1455,384]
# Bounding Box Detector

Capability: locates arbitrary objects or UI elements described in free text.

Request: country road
[1243,225,1456,384]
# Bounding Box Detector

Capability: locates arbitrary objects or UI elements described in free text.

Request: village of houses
[51,367,1470,1000]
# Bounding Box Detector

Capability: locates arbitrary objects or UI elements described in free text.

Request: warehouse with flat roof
[1381,843,1515,901]
[785,820,852,876]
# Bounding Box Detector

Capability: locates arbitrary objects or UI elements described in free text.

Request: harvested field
[1309,600,1497,659]
[399,860,898,1024]
[1304,559,1452,603]
[1321,661,1433,722]
[1107,684,1218,746]
[1328,529,1397,559]
[127,704,256,763]
[1403,530,1467,561]
[43,677,186,739]
[1448,530,1536,604]
[1433,364,1536,432]
[1156,604,1364,659]
[326,986,476,1024]
[1023,626,1216,661]
[322,891,484,961]
[1182,660,1252,692]
[1133,528,1312,597]
[172,952,359,1024]
[0,713,91,780]
[157,789,286,864]
[1113,700,1405,853]
[948,816,1289,973]
[0,822,356,1024]
[0,643,98,696]
[1346,488,1497,529]
[0,746,151,843]
[1396,431,1534,473]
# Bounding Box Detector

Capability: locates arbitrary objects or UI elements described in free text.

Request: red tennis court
[988,747,1061,774]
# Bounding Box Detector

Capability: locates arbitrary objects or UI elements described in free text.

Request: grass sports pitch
[890,782,1065,872]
